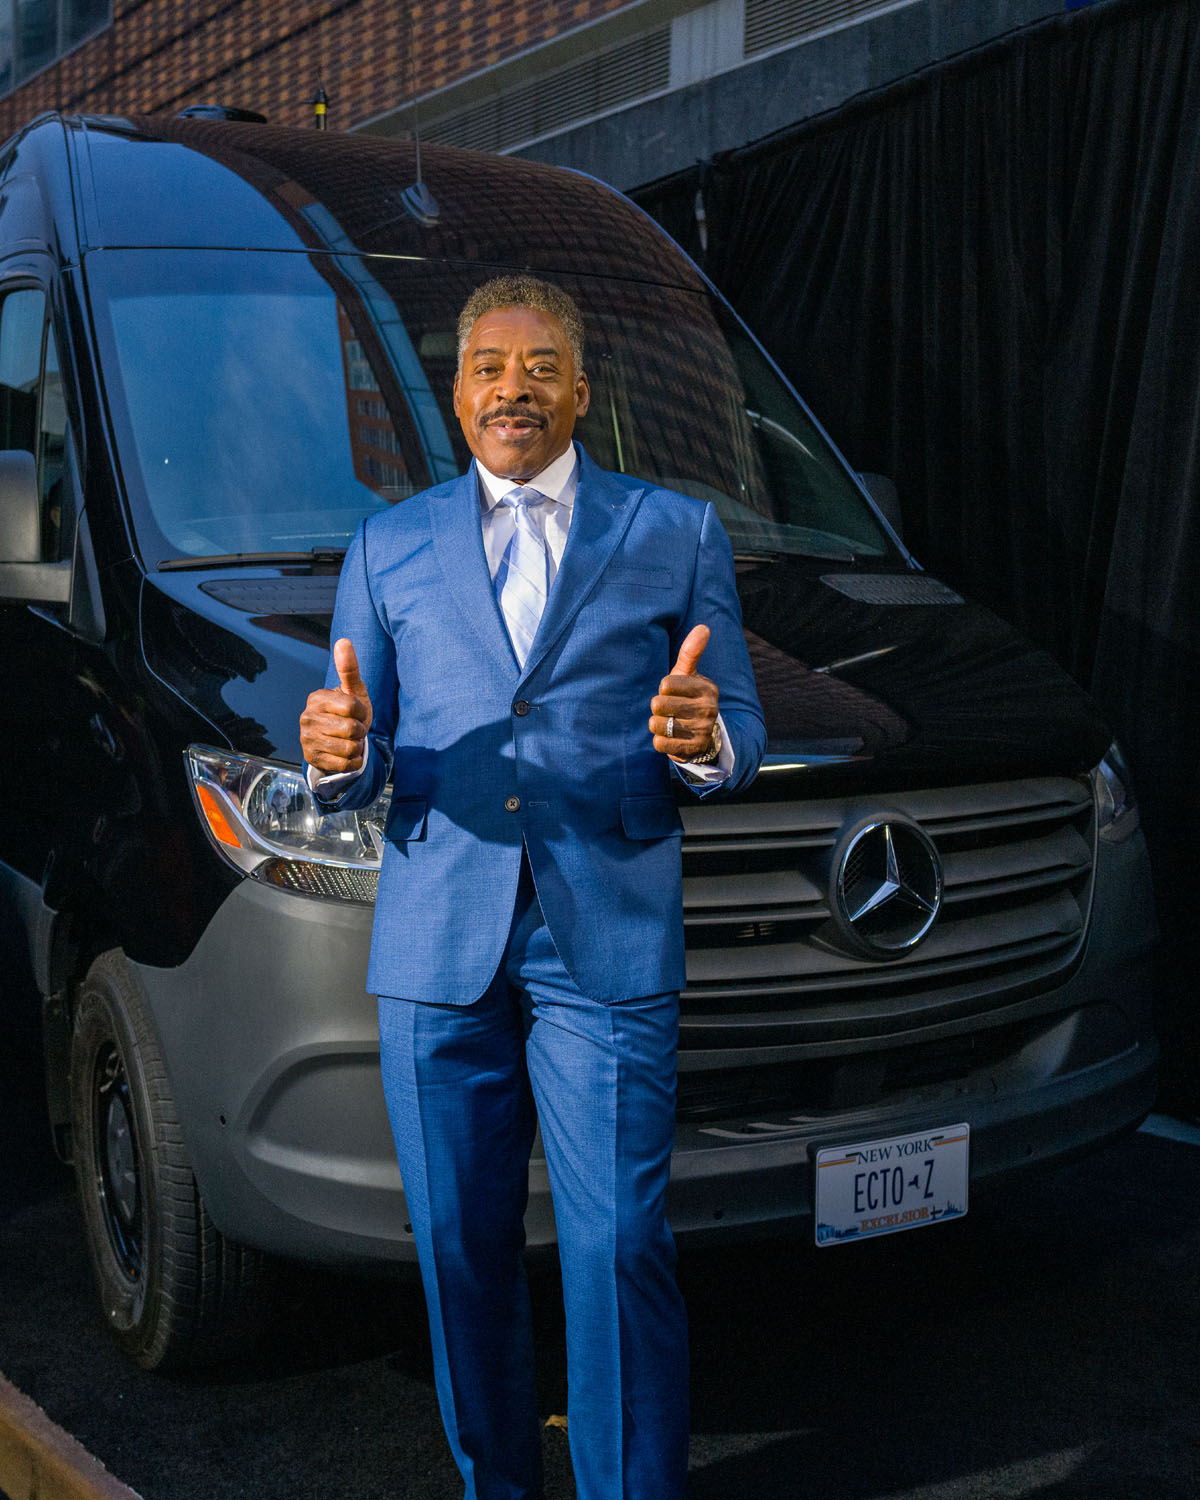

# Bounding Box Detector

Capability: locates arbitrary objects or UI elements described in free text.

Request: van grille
[678,777,1095,1047]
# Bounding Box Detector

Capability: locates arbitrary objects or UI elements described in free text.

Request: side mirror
[0,449,71,603]
[857,471,904,539]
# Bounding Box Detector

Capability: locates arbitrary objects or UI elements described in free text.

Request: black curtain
[633,0,1200,1109]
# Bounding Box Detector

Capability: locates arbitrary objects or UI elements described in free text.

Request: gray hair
[456,275,585,374]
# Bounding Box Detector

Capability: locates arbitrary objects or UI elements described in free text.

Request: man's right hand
[300,638,373,774]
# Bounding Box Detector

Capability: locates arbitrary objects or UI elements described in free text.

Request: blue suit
[319,445,765,1498]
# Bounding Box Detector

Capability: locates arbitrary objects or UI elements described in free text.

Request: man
[300,276,765,1500]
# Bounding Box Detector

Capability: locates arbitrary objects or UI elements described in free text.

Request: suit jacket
[316,444,766,1004]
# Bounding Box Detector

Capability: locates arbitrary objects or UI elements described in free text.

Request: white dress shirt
[477,441,577,587]
[309,449,733,794]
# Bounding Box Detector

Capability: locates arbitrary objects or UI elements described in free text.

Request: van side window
[0,286,68,559]
[0,289,43,452]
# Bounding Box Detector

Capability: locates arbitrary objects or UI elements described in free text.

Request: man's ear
[574,370,590,419]
[452,368,462,417]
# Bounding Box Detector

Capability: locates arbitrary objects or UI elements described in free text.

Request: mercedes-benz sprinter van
[0,111,1156,1369]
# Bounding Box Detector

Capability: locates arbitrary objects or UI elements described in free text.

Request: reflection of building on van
[0,113,1157,1370]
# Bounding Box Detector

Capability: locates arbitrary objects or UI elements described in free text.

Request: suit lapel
[519,447,643,684]
[429,462,521,678]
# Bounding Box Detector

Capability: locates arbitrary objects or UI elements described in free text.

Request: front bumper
[135,825,1157,1266]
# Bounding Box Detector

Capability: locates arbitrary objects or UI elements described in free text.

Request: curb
[0,1373,142,1500]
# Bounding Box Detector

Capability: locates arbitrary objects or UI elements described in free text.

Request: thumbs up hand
[300,637,374,774]
[649,624,720,762]
[332,638,373,726]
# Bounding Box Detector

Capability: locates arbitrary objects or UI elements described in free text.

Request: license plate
[815,1124,969,1246]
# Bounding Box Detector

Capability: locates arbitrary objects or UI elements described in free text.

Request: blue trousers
[377,859,689,1500]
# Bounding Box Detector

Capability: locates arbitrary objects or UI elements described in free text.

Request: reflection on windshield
[101,270,406,555]
[87,249,891,565]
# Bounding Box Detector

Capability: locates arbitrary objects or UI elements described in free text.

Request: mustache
[483,405,547,428]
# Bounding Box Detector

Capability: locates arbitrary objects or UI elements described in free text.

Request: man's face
[453,304,590,481]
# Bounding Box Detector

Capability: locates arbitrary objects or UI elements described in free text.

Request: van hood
[733,557,1110,792]
[141,560,1111,791]
[141,572,334,763]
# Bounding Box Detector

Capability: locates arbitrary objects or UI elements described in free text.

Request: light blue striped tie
[494,485,549,667]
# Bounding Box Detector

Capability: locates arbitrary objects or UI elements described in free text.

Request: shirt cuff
[671,712,735,787]
[306,760,367,799]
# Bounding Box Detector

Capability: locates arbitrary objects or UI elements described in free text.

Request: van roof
[42,113,704,289]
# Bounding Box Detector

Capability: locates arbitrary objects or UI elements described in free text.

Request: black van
[0,111,1157,1370]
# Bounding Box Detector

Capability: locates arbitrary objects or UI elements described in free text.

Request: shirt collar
[476,443,579,512]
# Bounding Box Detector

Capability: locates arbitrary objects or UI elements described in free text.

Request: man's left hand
[650,624,719,761]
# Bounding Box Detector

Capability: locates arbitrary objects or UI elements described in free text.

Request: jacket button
[505,796,520,812]
[513,699,531,716]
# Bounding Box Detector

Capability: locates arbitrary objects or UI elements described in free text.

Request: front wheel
[70,949,268,1370]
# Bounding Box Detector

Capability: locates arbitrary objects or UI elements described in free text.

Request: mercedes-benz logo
[832,818,943,958]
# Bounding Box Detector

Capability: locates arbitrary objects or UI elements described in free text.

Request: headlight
[186,746,390,902]
[1092,742,1139,843]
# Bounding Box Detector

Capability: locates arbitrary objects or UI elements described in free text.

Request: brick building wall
[0,0,625,141]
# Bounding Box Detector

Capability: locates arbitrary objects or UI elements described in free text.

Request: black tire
[70,949,268,1371]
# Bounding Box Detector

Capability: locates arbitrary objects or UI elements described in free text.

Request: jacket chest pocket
[606,564,677,591]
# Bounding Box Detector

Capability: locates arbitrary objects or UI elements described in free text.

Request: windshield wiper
[158,547,347,572]
[731,536,857,563]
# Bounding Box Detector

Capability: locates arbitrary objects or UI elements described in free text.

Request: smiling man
[455,298,587,478]
[300,276,765,1500]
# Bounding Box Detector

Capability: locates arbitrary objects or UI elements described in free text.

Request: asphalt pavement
[2,1012,1198,1500]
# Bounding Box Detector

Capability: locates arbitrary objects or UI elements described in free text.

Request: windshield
[85,249,895,566]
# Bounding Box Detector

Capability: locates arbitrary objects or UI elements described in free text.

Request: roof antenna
[400,8,439,225]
